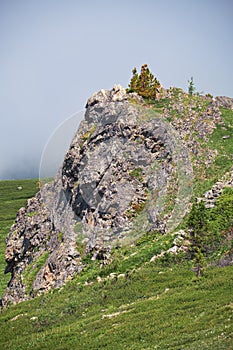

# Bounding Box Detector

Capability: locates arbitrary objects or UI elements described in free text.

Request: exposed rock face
[201,169,233,208]
[3,189,82,305]
[2,85,194,306]
[215,96,233,110]
[163,90,223,152]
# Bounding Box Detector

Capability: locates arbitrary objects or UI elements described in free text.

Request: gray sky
[0,0,233,179]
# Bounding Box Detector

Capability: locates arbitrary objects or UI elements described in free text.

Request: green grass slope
[0,180,232,349]
[0,255,232,349]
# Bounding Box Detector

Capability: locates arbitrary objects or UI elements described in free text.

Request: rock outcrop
[215,96,233,110]
[3,85,221,306]
[201,169,233,208]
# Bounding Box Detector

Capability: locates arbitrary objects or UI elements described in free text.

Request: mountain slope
[0,84,233,349]
[0,230,232,349]
[1,85,233,306]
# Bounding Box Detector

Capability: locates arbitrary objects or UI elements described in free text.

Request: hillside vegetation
[0,180,232,349]
[0,75,233,348]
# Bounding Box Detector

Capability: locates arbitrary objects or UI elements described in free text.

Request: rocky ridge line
[2,85,231,306]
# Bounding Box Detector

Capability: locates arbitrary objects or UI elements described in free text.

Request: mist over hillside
[0,112,83,180]
[1,1,232,185]
[0,155,40,180]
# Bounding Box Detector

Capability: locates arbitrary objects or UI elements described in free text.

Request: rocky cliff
[2,85,231,306]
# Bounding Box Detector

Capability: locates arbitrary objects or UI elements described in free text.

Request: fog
[39,111,84,182]
[1,0,233,179]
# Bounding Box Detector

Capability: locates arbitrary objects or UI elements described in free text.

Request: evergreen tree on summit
[128,64,161,99]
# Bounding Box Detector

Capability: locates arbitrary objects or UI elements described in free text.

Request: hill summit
[2,82,233,306]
